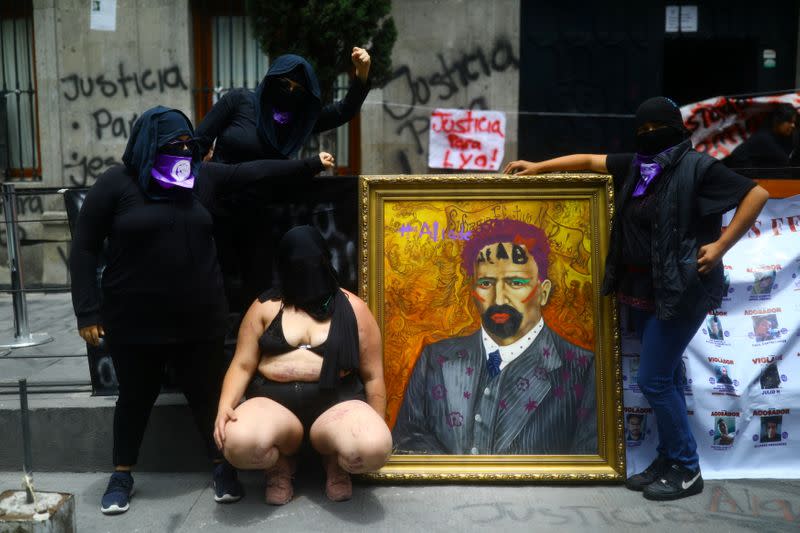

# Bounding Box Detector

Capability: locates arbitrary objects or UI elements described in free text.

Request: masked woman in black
[505,97,768,501]
[70,106,334,515]
[195,49,371,164]
[213,226,391,505]
[196,50,372,320]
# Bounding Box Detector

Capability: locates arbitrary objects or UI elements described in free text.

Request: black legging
[109,340,226,466]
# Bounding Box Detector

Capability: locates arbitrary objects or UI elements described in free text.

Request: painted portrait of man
[392,218,596,455]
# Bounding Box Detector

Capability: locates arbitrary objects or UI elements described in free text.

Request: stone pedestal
[0,491,75,533]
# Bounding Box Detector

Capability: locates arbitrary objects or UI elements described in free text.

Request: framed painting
[359,174,624,481]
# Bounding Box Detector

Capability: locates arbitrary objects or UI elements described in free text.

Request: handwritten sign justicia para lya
[428,108,506,171]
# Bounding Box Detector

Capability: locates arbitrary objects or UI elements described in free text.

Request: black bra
[258,306,327,356]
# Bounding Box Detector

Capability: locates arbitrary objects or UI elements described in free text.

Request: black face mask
[481,304,523,339]
[277,226,340,320]
[271,84,306,112]
[297,293,336,321]
[635,127,684,156]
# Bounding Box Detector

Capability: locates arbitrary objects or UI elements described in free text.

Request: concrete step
[0,392,209,472]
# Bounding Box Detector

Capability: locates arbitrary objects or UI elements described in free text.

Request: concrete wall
[40,0,193,190]
[361,0,521,174]
[3,0,193,286]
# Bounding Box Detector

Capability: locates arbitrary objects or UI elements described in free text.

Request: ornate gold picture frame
[359,174,624,481]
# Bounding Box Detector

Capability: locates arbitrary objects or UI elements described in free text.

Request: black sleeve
[312,77,371,133]
[200,156,326,198]
[696,161,757,217]
[69,171,119,329]
[605,153,634,192]
[195,91,241,156]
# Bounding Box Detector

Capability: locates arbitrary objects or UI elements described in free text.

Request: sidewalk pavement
[2,294,800,531]
[2,471,799,532]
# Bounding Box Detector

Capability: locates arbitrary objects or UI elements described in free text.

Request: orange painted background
[382,198,596,428]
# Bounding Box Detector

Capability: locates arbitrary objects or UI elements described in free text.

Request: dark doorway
[663,38,758,105]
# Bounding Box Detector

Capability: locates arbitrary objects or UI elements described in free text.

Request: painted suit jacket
[392,325,597,455]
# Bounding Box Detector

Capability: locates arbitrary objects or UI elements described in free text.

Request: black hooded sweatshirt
[69,106,324,344]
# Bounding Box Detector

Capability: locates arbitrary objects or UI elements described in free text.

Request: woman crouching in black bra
[213,225,392,504]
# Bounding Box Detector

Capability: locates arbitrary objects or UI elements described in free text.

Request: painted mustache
[482,304,522,339]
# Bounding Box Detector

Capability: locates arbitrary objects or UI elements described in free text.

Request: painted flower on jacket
[574,382,584,400]
[431,384,447,400]
[516,377,530,391]
[446,411,464,427]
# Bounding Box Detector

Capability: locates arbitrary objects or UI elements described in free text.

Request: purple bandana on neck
[150,154,195,189]
[272,109,293,125]
[632,146,675,197]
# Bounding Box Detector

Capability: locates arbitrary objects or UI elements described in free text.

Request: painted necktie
[487,350,502,378]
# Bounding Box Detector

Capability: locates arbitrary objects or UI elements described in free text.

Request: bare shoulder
[342,289,379,329]
[245,296,282,329]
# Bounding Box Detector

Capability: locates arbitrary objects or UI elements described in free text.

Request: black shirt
[70,157,323,344]
[605,152,756,301]
[724,129,793,169]
[196,78,371,164]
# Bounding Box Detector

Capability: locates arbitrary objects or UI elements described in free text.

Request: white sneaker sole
[214,493,242,503]
[101,487,134,515]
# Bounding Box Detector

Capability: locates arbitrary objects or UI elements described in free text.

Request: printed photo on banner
[705,314,726,342]
[360,174,624,480]
[750,313,782,343]
[750,270,778,298]
[623,357,640,393]
[714,364,733,386]
[681,355,693,396]
[711,416,736,447]
[721,267,734,300]
[708,359,738,396]
[760,415,784,444]
[759,361,783,391]
[625,413,648,446]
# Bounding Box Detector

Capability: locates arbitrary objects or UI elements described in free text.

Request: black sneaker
[101,471,134,515]
[643,463,704,501]
[625,455,669,491]
[213,461,243,503]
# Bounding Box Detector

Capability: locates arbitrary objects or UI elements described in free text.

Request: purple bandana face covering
[632,160,662,197]
[272,109,293,125]
[632,145,677,198]
[150,154,195,189]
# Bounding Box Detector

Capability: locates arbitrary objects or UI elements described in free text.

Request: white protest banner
[428,108,506,171]
[680,92,800,159]
[623,195,800,479]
